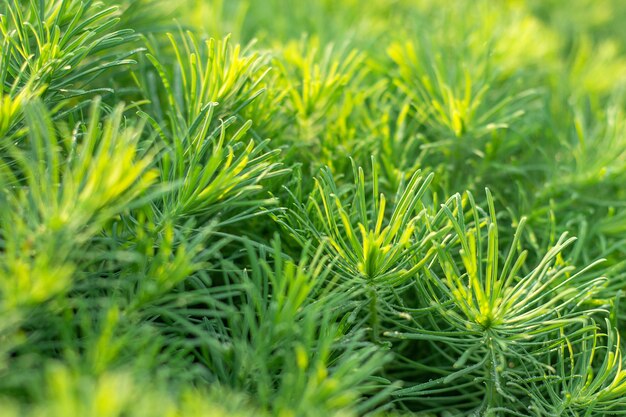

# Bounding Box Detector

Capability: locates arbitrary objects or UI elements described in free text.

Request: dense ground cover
[2,0,626,415]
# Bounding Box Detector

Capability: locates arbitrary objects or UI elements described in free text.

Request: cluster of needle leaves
[3,0,626,416]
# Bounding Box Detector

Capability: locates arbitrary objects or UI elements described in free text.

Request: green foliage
[3,0,626,416]
[282,161,437,289]
[0,99,154,308]
[384,191,606,413]
[0,0,140,122]
[515,320,626,415]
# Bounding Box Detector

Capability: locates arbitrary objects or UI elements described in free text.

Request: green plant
[3,0,626,416]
